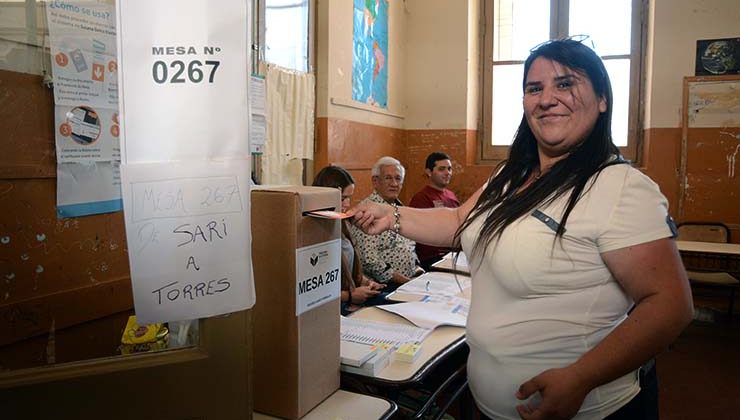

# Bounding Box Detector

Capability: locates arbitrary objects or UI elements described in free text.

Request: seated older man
[348,156,422,290]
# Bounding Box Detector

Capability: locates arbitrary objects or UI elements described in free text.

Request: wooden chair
[677,222,739,319]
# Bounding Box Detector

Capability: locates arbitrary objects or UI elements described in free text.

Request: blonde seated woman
[312,165,387,315]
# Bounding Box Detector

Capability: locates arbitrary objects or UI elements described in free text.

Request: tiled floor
[657,303,740,420]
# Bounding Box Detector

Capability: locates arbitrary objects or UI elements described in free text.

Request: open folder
[377,300,468,330]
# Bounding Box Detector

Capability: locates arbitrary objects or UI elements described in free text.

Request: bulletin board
[0,70,132,365]
[679,75,740,226]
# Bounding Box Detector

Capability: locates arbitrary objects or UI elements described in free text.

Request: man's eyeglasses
[380,175,403,184]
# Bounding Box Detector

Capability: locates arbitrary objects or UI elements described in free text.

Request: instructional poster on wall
[46,2,118,108]
[117,0,254,323]
[54,105,119,162]
[249,75,266,154]
[47,1,122,217]
[56,162,122,218]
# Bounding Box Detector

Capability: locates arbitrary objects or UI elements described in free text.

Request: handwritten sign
[295,240,341,315]
[117,0,253,323]
[121,161,253,323]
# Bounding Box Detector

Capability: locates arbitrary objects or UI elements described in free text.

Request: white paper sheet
[395,271,471,296]
[377,301,468,330]
[117,0,250,163]
[434,251,470,272]
[117,0,253,323]
[340,316,431,347]
[250,114,266,154]
[121,160,254,324]
[295,239,341,315]
[56,161,122,217]
[250,75,266,116]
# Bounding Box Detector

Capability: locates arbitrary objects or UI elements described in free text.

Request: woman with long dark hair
[313,165,385,315]
[350,39,693,419]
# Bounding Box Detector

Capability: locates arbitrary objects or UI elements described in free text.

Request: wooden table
[341,307,470,419]
[677,241,740,272]
[344,307,466,384]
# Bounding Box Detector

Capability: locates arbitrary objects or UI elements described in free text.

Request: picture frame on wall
[695,37,740,76]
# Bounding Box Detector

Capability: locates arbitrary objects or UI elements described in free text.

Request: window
[257,0,312,72]
[481,0,645,161]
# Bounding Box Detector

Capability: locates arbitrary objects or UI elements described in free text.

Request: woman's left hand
[515,366,591,420]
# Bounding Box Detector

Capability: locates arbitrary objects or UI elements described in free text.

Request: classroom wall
[401,0,490,203]
[0,70,133,369]
[316,0,740,241]
[315,0,490,205]
[641,0,740,240]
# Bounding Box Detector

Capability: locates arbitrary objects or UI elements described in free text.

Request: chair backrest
[676,222,730,243]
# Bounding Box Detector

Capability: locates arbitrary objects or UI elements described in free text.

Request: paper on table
[396,271,471,296]
[340,340,378,367]
[417,294,470,304]
[377,301,468,329]
[434,251,470,272]
[340,316,431,347]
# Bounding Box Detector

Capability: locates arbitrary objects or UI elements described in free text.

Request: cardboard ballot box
[251,186,342,419]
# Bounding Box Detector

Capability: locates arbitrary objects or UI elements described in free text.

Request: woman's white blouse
[461,164,673,419]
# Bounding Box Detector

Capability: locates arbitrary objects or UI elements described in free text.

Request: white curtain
[261,63,314,185]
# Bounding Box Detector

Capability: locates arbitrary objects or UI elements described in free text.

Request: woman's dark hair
[312,165,355,190]
[312,165,362,293]
[455,39,624,256]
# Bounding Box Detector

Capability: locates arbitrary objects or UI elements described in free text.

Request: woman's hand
[351,286,380,304]
[362,278,387,291]
[515,366,591,420]
[347,202,394,235]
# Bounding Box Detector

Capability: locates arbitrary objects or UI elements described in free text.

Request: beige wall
[466,0,481,131]
[645,0,740,128]
[404,0,471,129]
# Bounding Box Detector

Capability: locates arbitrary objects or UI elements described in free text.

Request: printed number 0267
[152,60,220,84]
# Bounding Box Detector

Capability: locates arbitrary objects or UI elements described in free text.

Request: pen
[425,280,430,291]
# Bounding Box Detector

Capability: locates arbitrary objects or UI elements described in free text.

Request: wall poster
[352,0,388,109]
[695,37,740,76]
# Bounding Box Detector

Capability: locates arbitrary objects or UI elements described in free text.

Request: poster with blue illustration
[352,0,388,109]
